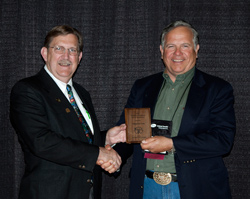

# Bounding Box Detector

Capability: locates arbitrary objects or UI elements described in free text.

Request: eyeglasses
[49,45,78,56]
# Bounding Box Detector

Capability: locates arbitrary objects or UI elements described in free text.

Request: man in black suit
[10,25,126,199]
[115,20,236,199]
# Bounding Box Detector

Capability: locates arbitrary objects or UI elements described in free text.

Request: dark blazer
[10,68,104,199]
[115,68,236,199]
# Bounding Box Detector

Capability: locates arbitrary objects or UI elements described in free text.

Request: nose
[174,47,182,56]
[62,49,70,58]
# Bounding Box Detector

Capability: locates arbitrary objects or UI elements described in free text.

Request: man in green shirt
[115,20,235,199]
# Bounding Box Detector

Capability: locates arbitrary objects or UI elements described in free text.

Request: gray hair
[160,20,199,49]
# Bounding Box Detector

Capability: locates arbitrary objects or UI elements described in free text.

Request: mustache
[58,60,72,66]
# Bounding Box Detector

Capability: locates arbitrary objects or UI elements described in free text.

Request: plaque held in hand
[125,108,152,143]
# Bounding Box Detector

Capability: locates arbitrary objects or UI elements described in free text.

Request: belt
[145,170,177,185]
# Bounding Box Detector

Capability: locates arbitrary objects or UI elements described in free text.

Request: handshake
[96,124,126,173]
[96,123,174,173]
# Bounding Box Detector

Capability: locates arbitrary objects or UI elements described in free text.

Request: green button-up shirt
[146,67,195,173]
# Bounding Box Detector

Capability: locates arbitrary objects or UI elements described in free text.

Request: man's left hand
[140,136,173,153]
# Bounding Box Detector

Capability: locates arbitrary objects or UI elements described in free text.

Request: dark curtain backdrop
[1,0,249,198]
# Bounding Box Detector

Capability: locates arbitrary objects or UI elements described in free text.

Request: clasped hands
[96,124,174,173]
[96,124,126,173]
[96,144,121,173]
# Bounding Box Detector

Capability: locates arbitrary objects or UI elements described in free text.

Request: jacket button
[87,179,91,183]
[141,186,143,189]
[79,165,85,169]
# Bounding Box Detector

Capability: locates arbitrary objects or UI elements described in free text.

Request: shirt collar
[163,67,195,83]
[44,65,73,93]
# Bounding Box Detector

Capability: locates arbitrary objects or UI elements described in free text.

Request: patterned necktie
[66,85,93,144]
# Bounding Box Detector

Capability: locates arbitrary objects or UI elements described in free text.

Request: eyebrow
[165,42,192,46]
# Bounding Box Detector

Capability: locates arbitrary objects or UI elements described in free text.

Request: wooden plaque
[125,108,152,143]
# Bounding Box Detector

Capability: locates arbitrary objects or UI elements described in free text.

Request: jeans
[143,175,181,199]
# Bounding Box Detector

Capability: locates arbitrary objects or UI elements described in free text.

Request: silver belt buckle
[153,172,172,185]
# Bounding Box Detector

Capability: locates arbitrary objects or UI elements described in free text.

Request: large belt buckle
[153,172,172,185]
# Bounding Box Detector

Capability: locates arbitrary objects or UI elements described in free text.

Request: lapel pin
[65,108,71,113]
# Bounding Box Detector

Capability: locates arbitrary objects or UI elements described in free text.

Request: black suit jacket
[10,68,104,199]
[115,68,236,199]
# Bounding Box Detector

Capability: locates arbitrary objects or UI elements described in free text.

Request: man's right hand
[96,145,121,173]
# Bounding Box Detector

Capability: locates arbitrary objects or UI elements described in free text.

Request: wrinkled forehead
[166,26,193,39]
[50,34,79,47]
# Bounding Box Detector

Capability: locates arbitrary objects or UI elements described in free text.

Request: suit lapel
[178,69,206,136]
[36,68,88,142]
[142,73,164,118]
[37,68,69,108]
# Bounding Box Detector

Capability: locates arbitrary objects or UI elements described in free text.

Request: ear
[78,52,83,64]
[195,44,200,58]
[41,47,48,62]
[159,45,164,59]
